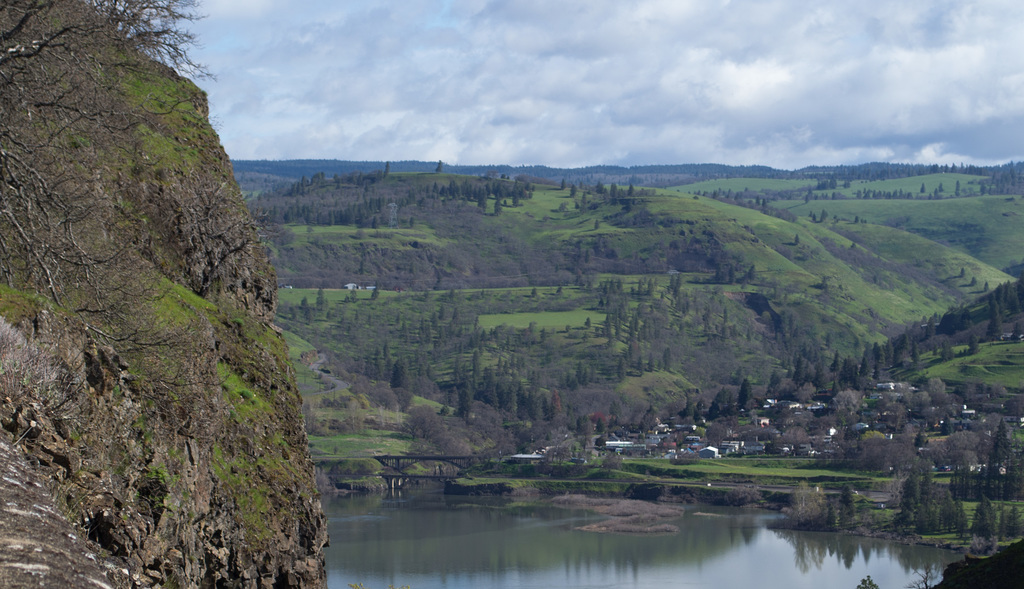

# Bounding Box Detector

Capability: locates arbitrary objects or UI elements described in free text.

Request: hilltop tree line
[252,173,770,290]
[237,159,1024,193]
[255,171,535,229]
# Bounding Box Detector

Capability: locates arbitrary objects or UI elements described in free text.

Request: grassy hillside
[887,277,1024,392]
[672,178,815,194]
[247,171,1020,459]
[771,193,1024,274]
[906,340,1024,390]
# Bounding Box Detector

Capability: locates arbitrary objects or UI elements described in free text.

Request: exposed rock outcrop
[0,1,327,586]
[0,438,117,589]
[1,311,327,587]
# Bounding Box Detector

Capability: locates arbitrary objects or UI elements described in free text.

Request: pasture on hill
[773,193,1024,274]
[252,171,1022,465]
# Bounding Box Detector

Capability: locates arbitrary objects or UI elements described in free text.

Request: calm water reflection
[324,490,960,589]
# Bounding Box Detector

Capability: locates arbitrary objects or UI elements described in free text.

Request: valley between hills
[237,161,1024,574]
[6,1,1024,587]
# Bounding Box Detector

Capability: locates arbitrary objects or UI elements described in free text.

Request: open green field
[308,430,411,461]
[622,457,885,487]
[277,286,391,306]
[282,223,446,251]
[773,193,1024,272]
[905,340,1024,388]
[477,309,606,330]
[502,183,576,218]
[671,178,815,194]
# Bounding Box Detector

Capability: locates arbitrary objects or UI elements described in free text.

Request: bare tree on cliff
[1,0,223,394]
[1,0,207,305]
[1,0,112,302]
[88,0,205,76]
[1,0,204,284]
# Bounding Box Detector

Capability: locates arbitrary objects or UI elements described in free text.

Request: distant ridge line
[231,159,791,187]
[232,159,1006,188]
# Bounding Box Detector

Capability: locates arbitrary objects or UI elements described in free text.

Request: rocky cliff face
[0,2,327,587]
[0,435,117,589]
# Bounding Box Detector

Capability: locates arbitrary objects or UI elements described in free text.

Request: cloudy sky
[189,0,1024,170]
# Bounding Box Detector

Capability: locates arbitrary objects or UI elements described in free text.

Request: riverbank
[319,455,1009,555]
[441,475,980,554]
[443,475,791,507]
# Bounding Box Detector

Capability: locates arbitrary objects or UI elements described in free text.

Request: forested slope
[251,169,1013,457]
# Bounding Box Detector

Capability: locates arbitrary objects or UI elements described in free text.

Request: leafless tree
[1,0,205,305]
[904,564,939,589]
[87,0,204,75]
[1,1,111,302]
[0,316,77,416]
[404,405,445,441]
[173,171,259,297]
[1,1,232,431]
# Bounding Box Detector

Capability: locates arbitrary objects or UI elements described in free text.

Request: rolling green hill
[771,193,1024,275]
[887,276,1024,392]
[251,171,1015,440]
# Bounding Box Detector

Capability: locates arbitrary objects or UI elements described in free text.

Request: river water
[323,491,960,589]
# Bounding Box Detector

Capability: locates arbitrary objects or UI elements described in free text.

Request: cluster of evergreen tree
[935,273,1024,341]
[949,421,1024,502]
[878,453,1024,542]
[255,173,534,229]
[986,164,1024,195]
[894,469,969,537]
[966,496,1023,541]
[280,272,834,444]
[856,188,946,199]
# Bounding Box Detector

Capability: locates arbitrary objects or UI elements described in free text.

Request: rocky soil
[0,438,121,588]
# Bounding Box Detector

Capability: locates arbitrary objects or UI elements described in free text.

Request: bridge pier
[382,474,407,490]
[366,455,481,491]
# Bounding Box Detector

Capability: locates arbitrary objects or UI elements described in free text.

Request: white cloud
[201,0,274,18]
[189,0,1024,168]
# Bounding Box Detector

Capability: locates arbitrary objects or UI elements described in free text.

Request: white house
[742,443,765,455]
[720,440,743,455]
[698,446,719,459]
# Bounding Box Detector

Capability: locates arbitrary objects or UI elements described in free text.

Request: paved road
[304,353,349,396]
